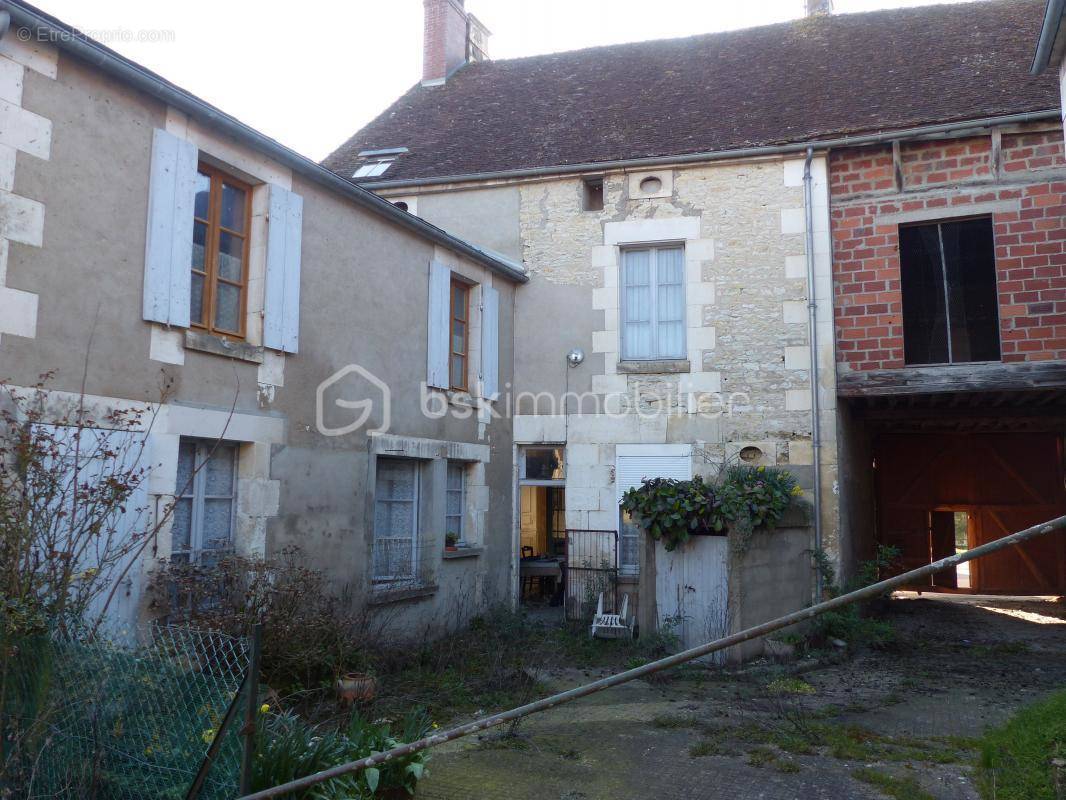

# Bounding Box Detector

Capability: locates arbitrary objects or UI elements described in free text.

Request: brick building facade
[830,121,1066,594]
[831,124,1066,372]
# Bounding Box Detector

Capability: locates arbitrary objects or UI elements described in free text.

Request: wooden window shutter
[143,128,197,327]
[427,261,451,389]
[264,184,304,353]
[480,285,500,399]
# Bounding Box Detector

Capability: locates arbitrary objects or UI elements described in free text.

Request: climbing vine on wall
[620,466,802,553]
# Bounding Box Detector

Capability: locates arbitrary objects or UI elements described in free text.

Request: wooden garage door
[874,432,1066,594]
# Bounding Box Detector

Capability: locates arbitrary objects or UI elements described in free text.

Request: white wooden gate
[654,536,729,662]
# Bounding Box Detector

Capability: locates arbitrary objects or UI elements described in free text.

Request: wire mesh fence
[1,623,249,799]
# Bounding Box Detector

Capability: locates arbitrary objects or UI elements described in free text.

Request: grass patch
[746,746,776,767]
[729,720,969,764]
[746,745,801,773]
[766,677,816,696]
[971,641,1031,657]
[688,726,737,758]
[650,714,700,729]
[476,733,531,751]
[689,739,729,757]
[852,767,935,800]
[975,689,1066,800]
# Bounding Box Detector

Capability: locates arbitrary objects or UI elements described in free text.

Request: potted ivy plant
[444,532,459,552]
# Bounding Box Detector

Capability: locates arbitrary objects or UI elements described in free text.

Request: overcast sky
[42,0,971,161]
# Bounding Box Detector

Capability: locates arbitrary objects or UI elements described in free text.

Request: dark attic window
[582,177,604,211]
[899,217,1000,366]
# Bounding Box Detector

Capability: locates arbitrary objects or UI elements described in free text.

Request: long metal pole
[185,670,248,800]
[238,514,1066,800]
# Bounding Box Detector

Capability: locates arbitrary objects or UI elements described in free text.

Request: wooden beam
[837,362,1066,398]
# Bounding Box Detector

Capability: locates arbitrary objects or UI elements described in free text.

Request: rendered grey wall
[0,53,263,413]
[1,50,517,629]
[727,520,814,663]
[417,186,522,260]
[270,176,518,614]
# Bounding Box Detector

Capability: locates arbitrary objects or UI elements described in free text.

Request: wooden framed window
[449,279,470,390]
[192,164,251,339]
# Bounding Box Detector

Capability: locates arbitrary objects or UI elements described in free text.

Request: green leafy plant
[251,708,432,798]
[856,544,902,588]
[809,546,899,649]
[619,466,799,552]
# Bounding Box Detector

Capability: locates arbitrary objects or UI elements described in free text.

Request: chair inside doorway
[519,486,566,607]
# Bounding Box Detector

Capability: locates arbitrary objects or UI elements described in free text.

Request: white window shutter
[427,261,451,389]
[480,285,500,399]
[264,185,304,353]
[616,451,693,502]
[143,128,197,327]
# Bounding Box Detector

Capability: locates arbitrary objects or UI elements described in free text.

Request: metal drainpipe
[802,146,824,600]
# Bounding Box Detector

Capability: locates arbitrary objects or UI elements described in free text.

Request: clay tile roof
[322,0,1059,184]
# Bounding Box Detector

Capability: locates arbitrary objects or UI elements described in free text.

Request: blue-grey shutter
[480,285,500,399]
[264,185,304,353]
[427,261,451,389]
[143,128,197,326]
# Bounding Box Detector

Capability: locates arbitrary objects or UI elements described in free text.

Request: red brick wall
[422,0,468,83]
[831,128,1066,371]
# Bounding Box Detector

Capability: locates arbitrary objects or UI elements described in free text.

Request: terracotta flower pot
[336,671,377,705]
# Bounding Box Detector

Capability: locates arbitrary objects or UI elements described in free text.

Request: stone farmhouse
[1,0,1064,652]
[329,0,1066,618]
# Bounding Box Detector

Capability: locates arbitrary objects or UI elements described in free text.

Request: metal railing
[565,529,619,620]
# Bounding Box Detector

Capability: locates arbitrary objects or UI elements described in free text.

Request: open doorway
[519,486,566,607]
[929,510,972,591]
[517,446,566,615]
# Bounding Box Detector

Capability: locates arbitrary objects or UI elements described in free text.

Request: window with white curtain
[620,245,686,360]
[373,458,420,583]
[171,439,238,565]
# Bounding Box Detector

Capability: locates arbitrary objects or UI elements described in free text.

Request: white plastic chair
[590,593,633,639]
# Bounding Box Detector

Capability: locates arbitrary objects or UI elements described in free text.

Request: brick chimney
[422,0,490,86]
[805,0,833,16]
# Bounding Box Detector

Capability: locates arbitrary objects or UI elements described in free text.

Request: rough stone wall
[831,124,1066,371]
[518,161,820,452]
[516,156,840,561]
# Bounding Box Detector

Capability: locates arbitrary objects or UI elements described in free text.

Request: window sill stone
[442,546,482,560]
[617,359,690,375]
[367,583,438,606]
[184,330,264,364]
[445,389,477,407]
